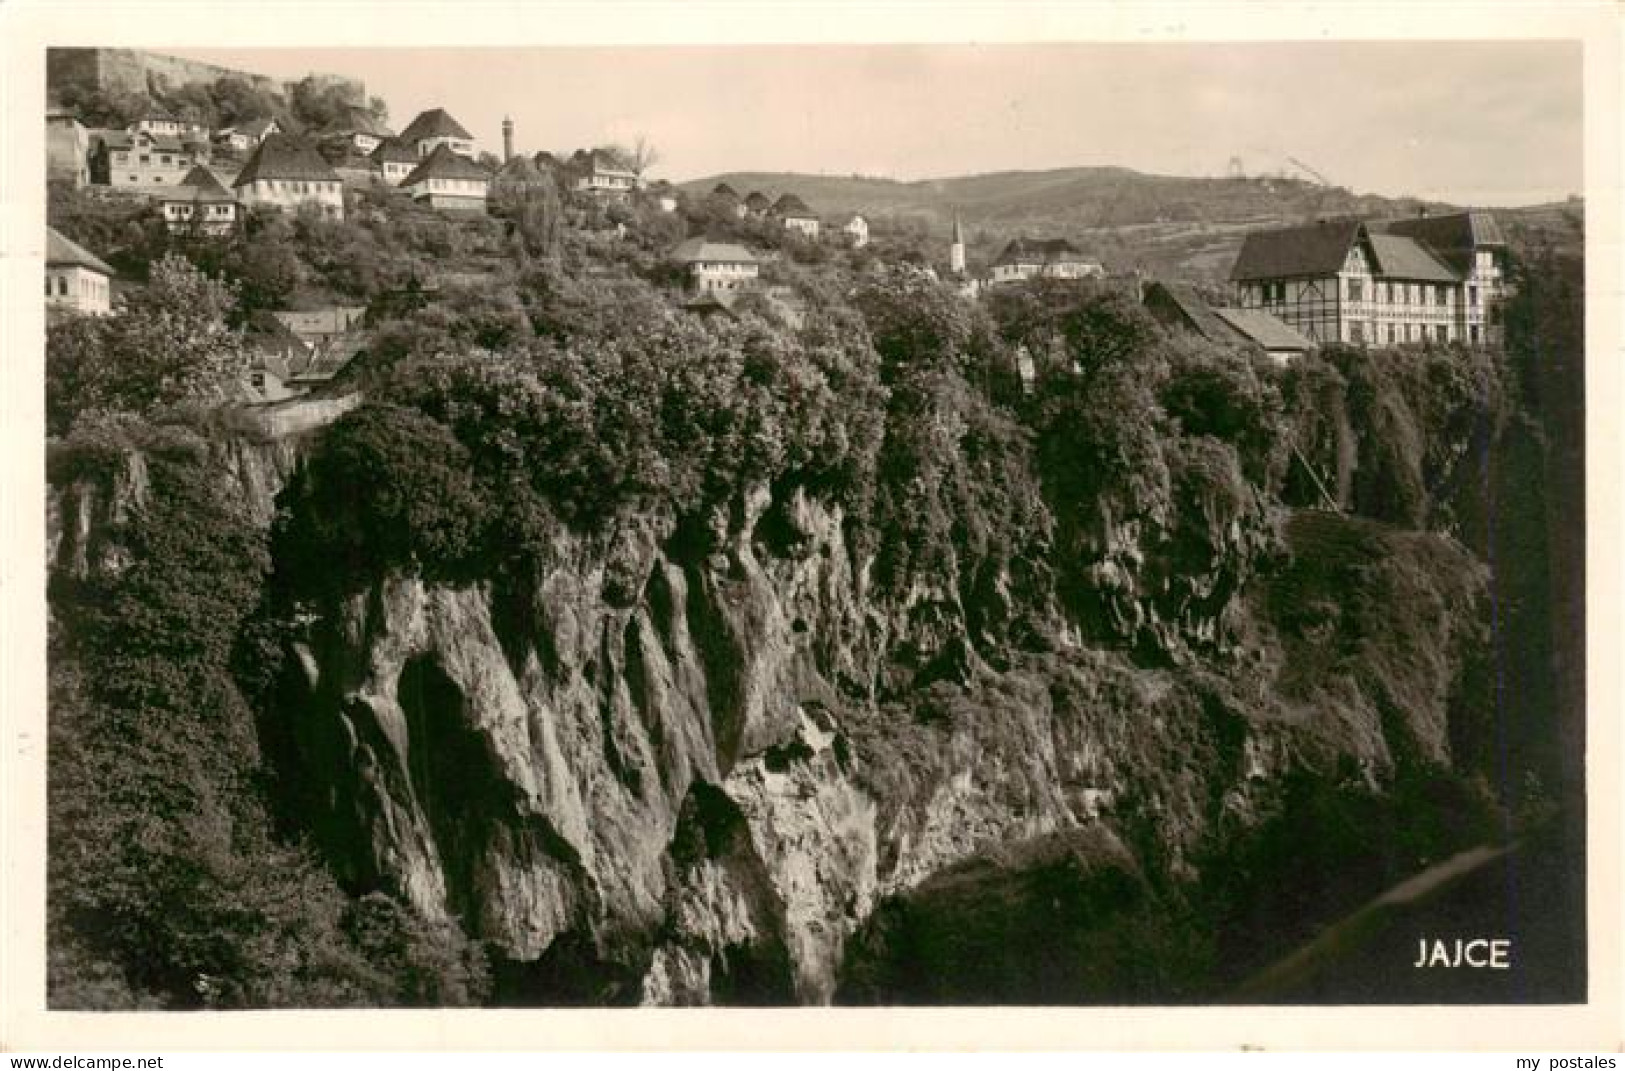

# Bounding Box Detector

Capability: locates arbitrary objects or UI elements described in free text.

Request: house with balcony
[159,166,241,236]
[1229,212,1506,347]
[671,238,760,293]
[232,133,345,220]
[570,150,636,199]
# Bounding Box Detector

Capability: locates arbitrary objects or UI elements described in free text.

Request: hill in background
[682,166,1579,285]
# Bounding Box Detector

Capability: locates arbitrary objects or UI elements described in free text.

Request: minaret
[950,212,966,275]
[502,116,514,163]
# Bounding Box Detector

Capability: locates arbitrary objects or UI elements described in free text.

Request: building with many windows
[45,226,114,317]
[570,150,637,199]
[671,238,759,293]
[1229,212,1507,347]
[90,129,203,189]
[987,237,1105,286]
[159,166,242,235]
[232,133,345,220]
[401,144,490,211]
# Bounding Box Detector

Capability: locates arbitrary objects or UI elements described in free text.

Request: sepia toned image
[14,6,1612,1044]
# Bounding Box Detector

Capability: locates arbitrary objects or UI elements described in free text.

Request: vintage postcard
[2,0,1619,1052]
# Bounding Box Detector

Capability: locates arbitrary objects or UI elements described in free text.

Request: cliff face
[48,417,1487,1006]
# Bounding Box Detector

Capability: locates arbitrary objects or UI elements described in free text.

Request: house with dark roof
[988,237,1104,286]
[742,191,771,218]
[46,227,114,317]
[491,154,554,199]
[215,115,282,154]
[401,144,491,212]
[90,128,203,190]
[1375,211,1508,346]
[370,137,420,186]
[130,104,203,142]
[232,133,345,219]
[771,193,819,239]
[320,107,395,156]
[398,107,474,158]
[671,238,760,293]
[1230,212,1505,347]
[569,150,636,199]
[1143,281,1316,364]
[159,166,241,236]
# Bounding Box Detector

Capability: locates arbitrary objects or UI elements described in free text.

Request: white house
[772,193,819,239]
[671,238,760,293]
[231,133,345,220]
[45,226,113,317]
[398,107,475,158]
[159,166,241,236]
[842,214,869,248]
[370,137,419,186]
[401,144,490,211]
[90,129,202,189]
[571,150,636,199]
[988,237,1105,286]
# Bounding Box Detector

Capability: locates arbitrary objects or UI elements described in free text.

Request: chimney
[502,116,514,163]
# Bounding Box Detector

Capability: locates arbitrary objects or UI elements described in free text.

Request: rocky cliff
[47,390,1490,1006]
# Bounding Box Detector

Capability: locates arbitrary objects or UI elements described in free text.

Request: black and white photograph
[4,0,1619,1053]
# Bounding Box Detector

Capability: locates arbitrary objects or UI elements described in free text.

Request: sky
[171,41,1583,207]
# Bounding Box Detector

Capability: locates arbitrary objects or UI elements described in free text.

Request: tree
[46,255,252,435]
[623,135,661,180]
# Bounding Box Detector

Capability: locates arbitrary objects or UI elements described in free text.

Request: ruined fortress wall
[47,48,363,105]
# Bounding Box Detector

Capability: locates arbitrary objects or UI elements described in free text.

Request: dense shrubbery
[48,418,489,1007]
[46,255,253,437]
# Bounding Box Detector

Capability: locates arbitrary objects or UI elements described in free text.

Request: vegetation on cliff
[44,220,1581,1004]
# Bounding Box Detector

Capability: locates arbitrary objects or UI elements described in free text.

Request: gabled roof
[239,116,280,137]
[493,154,548,186]
[370,136,419,164]
[46,227,113,275]
[1144,281,1237,346]
[97,129,190,153]
[994,236,1091,266]
[1229,219,1364,282]
[772,193,813,216]
[1210,307,1316,352]
[578,149,633,175]
[672,238,757,264]
[1364,234,1458,283]
[233,133,342,186]
[711,182,740,200]
[1377,211,1505,275]
[401,143,491,186]
[165,165,237,203]
[399,107,473,143]
[743,191,771,209]
[135,103,178,123]
[330,107,392,138]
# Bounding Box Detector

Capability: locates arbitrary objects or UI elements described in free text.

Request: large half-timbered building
[1229,212,1506,348]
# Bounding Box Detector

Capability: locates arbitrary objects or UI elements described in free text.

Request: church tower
[502,116,514,163]
[950,213,966,275]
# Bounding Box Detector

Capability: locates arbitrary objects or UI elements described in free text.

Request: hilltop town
[37,47,1588,1014]
[43,48,1543,413]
